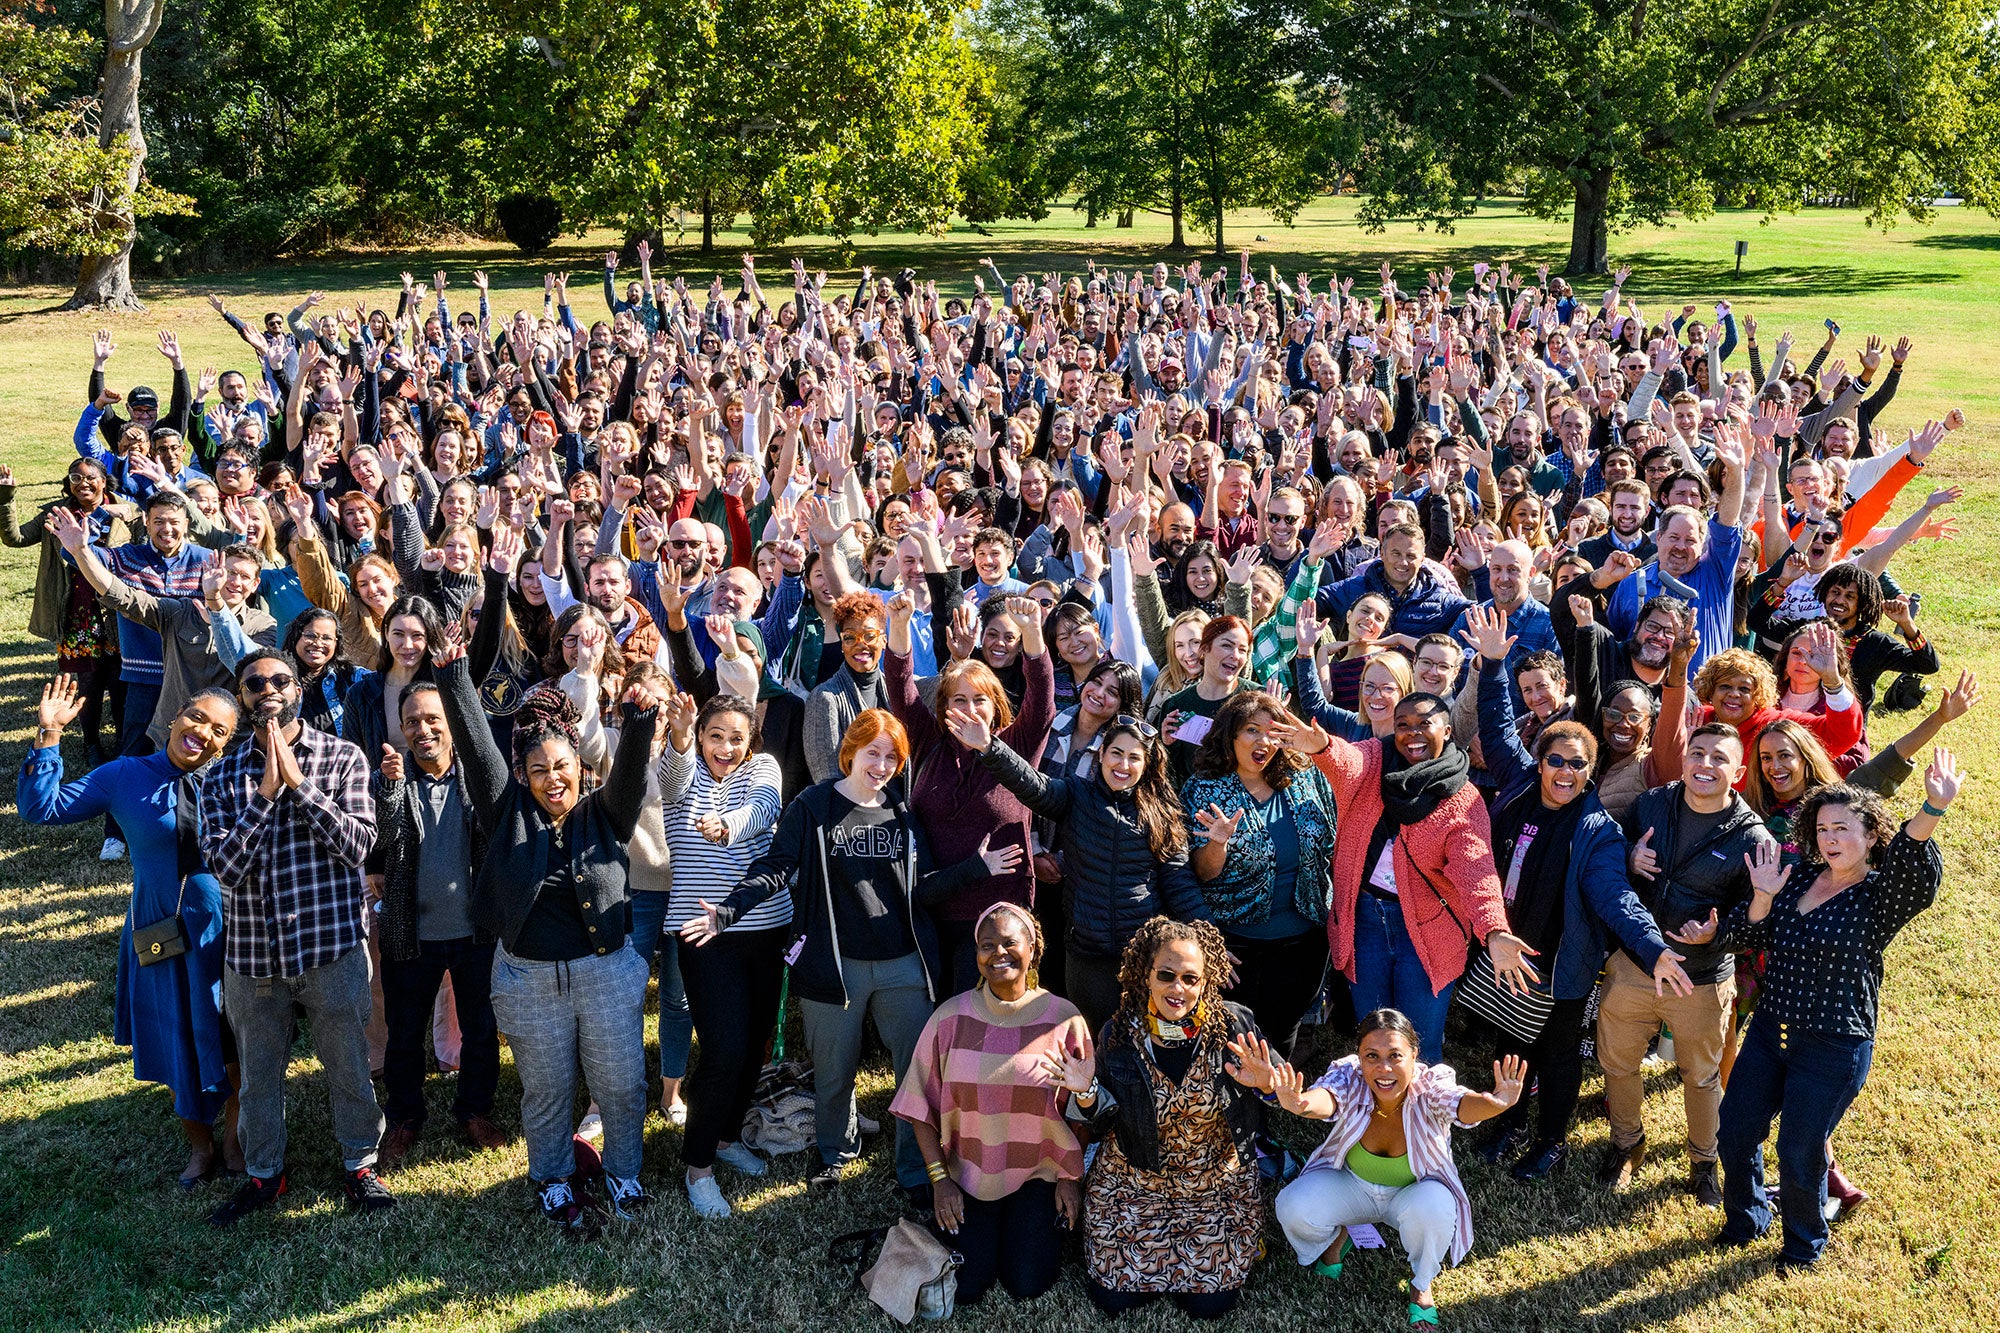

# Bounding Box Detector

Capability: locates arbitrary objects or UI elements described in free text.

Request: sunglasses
[669,538,704,549]
[1541,753,1591,771]
[1154,969,1204,988]
[1600,707,1649,726]
[242,673,294,694]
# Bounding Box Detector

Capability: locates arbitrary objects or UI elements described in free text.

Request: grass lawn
[1,197,1996,1330]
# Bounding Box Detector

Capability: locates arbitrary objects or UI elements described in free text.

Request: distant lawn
[0,198,1995,1330]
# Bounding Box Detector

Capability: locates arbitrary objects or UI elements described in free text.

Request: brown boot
[1595,1135,1647,1192]
[461,1115,510,1151]
[378,1123,421,1170]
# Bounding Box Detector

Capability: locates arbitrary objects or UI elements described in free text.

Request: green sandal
[1408,1300,1440,1325]
[1310,1233,1354,1280]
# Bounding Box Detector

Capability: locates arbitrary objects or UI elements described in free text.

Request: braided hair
[1102,916,1233,1051]
[510,680,583,775]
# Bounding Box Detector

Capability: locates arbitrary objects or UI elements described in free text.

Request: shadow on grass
[1907,231,2000,251]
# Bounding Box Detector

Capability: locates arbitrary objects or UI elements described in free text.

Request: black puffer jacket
[976,735,1208,959]
[435,656,656,957]
[1620,782,1777,986]
[1079,1001,1265,1173]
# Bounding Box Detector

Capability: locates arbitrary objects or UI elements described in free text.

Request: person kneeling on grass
[1247,1009,1527,1326]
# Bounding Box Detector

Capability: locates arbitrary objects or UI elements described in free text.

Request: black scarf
[1378,741,1470,829]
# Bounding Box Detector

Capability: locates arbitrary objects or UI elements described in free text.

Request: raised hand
[1457,603,1516,665]
[1193,802,1245,849]
[1223,1033,1283,1091]
[1925,744,1966,811]
[944,704,994,753]
[1567,593,1595,630]
[1938,669,1981,723]
[1629,827,1659,879]
[379,743,405,784]
[1490,1054,1529,1108]
[1039,1025,1097,1095]
[37,676,86,734]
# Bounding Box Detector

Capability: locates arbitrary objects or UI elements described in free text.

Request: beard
[1634,638,1672,669]
[1160,537,1191,562]
[254,695,301,729]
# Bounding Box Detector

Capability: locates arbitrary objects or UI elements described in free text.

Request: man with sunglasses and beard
[202,649,390,1225]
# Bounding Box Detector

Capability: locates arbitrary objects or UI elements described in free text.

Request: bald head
[667,518,707,578]
[1487,539,1533,611]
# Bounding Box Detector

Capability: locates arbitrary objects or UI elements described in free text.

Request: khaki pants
[1595,951,1735,1162]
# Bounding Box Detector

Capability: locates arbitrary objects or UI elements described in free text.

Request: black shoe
[344,1165,396,1213]
[807,1163,845,1192]
[1595,1136,1647,1191]
[604,1174,652,1220]
[210,1172,287,1226]
[1511,1140,1571,1182]
[1690,1160,1723,1209]
[539,1178,599,1236]
[1478,1122,1532,1165]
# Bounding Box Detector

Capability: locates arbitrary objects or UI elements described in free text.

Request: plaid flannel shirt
[200,722,377,979]
[1225,555,1324,686]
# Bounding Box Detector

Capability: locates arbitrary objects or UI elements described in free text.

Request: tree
[66,0,167,308]
[0,4,186,289]
[1300,0,2000,274]
[1034,0,1340,254]
[568,0,988,251]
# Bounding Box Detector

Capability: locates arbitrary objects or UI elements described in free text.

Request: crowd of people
[8,247,1972,1317]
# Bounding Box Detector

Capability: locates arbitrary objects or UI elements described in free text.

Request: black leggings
[678,927,787,1169]
[1220,928,1329,1063]
[1086,1282,1239,1320]
[1491,995,1589,1146]
[938,1178,1065,1305]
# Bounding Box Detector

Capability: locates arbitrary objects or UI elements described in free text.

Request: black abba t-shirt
[826,792,914,961]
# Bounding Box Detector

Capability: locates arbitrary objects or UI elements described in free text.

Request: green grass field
[1,197,1997,1330]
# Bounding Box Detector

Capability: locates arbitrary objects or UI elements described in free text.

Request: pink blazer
[1312,736,1508,995]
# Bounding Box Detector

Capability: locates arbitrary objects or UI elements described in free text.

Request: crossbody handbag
[136,772,203,967]
[1403,838,1555,1044]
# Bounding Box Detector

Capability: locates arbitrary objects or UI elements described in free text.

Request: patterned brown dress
[1083,1032,1264,1293]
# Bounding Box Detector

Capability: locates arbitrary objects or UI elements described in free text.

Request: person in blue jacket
[1460,604,1696,1180]
[18,677,243,1186]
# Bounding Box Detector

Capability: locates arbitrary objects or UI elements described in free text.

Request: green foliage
[1028,0,1342,252]
[495,192,563,252]
[1299,0,2000,271]
[0,10,191,259]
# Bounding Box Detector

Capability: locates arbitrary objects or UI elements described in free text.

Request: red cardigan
[1312,736,1508,996]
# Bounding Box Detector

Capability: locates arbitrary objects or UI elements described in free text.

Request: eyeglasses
[1541,753,1591,771]
[840,630,885,647]
[1111,714,1159,739]
[242,673,294,694]
[1153,969,1203,988]
[1600,707,1649,726]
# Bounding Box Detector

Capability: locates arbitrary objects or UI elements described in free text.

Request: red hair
[839,709,911,777]
[1200,615,1251,655]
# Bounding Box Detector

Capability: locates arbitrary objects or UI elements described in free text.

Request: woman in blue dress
[18,676,243,1186]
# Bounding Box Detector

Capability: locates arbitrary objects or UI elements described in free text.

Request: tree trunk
[65,0,167,312]
[1566,166,1613,277]
[1210,181,1227,259]
[1169,180,1186,250]
[700,187,715,253]
[1116,208,1134,228]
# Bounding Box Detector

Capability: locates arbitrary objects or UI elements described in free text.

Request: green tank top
[1346,1142,1418,1188]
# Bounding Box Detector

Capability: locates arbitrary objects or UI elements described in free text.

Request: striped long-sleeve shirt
[656,745,788,933]
[1299,1056,1478,1267]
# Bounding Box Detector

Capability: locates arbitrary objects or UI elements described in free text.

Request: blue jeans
[489,943,650,1183]
[1718,1013,1873,1266]
[627,892,693,1081]
[1350,893,1454,1065]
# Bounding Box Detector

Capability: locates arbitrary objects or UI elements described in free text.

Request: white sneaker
[99,837,127,862]
[686,1174,731,1219]
[713,1141,767,1177]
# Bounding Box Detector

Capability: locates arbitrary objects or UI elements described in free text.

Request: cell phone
[1908,592,1922,618]
[1824,319,1840,336]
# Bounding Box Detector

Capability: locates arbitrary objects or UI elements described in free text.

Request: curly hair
[511,681,584,774]
[1103,917,1234,1050]
[1192,690,1306,787]
[1793,782,1895,867]
[1693,647,1778,716]
[1814,564,1884,634]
